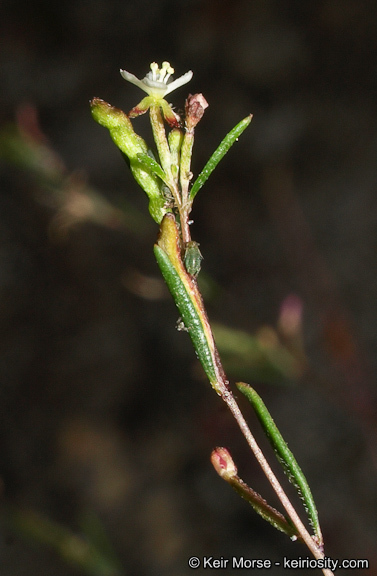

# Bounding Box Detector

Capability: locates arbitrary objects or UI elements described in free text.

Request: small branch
[149,105,173,179]
[221,389,333,576]
[212,447,299,539]
[155,214,333,576]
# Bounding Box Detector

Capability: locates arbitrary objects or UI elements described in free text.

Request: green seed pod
[184,241,203,277]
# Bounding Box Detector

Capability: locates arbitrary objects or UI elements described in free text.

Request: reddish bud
[185,93,209,130]
[211,447,237,480]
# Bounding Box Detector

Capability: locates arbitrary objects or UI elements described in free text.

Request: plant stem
[155,214,332,575]
[179,128,194,246]
[149,105,174,182]
[149,105,191,245]
[219,386,333,576]
[189,282,330,570]
[187,302,331,571]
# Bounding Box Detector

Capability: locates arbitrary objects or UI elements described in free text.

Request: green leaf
[136,153,168,184]
[90,98,168,224]
[190,115,252,201]
[230,476,298,538]
[236,382,322,546]
[154,244,217,385]
[154,214,220,389]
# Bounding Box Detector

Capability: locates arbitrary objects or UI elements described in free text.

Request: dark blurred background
[1,0,377,574]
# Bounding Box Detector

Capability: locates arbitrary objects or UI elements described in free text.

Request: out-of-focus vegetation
[1,1,377,574]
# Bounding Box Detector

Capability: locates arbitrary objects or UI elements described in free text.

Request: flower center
[148,62,174,85]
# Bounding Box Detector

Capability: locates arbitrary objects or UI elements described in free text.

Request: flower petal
[120,69,151,94]
[164,71,193,95]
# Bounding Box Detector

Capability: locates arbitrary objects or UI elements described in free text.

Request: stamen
[161,62,174,84]
[158,66,167,82]
[121,62,192,100]
[150,62,158,81]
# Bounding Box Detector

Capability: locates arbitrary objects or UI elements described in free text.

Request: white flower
[120,61,193,99]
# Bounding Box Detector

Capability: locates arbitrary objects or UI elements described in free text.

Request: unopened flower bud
[211,447,237,480]
[185,93,208,131]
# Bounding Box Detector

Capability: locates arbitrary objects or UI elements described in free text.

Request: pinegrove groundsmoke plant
[91,61,335,576]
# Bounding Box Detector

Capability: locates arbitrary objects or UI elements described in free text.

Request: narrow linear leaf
[190,115,252,201]
[136,153,168,184]
[211,447,298,538]
[154,244,216,383]
[154,215,219,389]
[230,475,298,538]
[236,382,322,546]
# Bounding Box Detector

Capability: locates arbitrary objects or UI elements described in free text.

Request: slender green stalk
[149,104,174,182]
[149,105,192,243]
[179,130,194,210]
[168,128,183,187]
